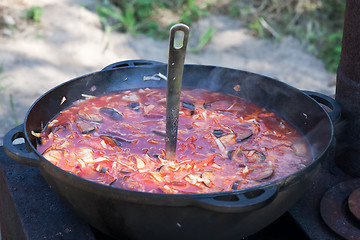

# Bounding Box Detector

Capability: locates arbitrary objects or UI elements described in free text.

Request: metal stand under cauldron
[290,0,360,239]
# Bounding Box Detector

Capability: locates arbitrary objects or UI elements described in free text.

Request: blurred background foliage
[96,0,344,72]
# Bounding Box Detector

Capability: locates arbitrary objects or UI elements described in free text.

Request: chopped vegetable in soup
[37,88,313,194]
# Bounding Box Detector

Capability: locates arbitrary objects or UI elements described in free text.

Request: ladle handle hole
[169,24,189,51]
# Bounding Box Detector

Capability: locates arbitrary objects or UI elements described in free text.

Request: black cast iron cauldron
[4,60,340,239]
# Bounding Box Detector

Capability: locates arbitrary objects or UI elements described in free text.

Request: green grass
[22,6,43,23]
[188,27,215,53]
[99,0,344,73]
[0,65,7,91]
[96,0,215,46]
[226,0,345,72]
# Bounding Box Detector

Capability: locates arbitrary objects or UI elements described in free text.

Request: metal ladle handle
[165,24,189,161]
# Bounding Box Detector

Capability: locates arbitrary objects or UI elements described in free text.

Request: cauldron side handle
[191,185,278,213]
[101,60,166,71]
[3,124,41,167]
[302,91,341,124]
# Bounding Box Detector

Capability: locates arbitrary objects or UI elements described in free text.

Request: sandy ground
[0,0,336,145]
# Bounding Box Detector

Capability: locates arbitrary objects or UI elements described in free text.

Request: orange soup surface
[37,88,313,194]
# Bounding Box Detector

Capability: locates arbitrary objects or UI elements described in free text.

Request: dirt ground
[0,0,336,145]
